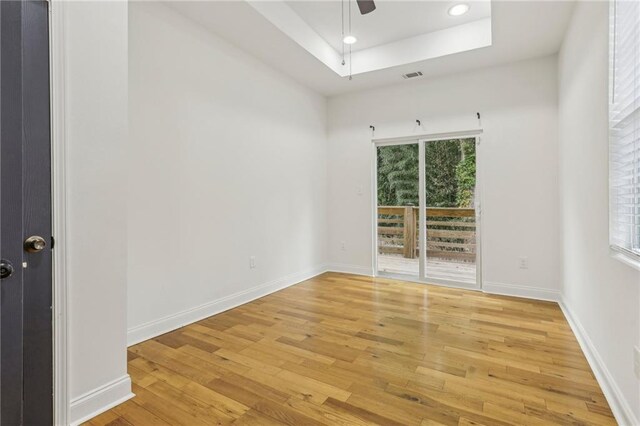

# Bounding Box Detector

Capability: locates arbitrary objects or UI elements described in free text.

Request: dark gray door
[1,1,53,424]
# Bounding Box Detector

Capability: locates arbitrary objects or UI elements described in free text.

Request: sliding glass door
[423,138,478,286]
[375,137,480,288]
[376,143,420,277]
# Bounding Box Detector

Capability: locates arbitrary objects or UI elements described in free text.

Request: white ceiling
[286,1,492,52]
[167,1,575,97]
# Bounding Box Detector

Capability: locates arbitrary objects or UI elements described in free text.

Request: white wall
[127,3,328,343]
[558,2,640,423]
[63,2,132,423]
[61,2,640,424]
[327,56,561,298]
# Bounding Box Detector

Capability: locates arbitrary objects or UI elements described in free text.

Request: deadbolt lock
[0,260,14,279]
[24,236,46,253]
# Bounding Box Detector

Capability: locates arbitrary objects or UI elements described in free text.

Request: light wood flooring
[86,272,616,426]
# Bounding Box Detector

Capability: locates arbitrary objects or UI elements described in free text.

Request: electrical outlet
[356,185,363,196]
[518,256,529,269]
[340,241,346,251]
[249,256,256,269]
[634,346,640,379]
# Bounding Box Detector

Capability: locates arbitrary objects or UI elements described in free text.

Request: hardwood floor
[87,273,616,426]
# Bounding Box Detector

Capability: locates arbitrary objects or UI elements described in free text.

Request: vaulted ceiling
[167,1,575,96]
[285,1,492,52]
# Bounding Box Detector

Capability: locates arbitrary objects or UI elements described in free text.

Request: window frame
[608,0,640,269]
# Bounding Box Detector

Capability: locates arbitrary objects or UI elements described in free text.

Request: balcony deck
[377,206,477,285]
[378,254,476,284]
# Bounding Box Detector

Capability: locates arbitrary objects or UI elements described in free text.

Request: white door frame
[50,1,69,424]
[372,131,484,291]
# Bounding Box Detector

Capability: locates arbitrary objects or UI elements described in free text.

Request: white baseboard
[85,269,639,426]
[69,375,133,426]
[127,265,327,346]
[482,281,560,302]
[559,300,639,426]
[325,263,374,277]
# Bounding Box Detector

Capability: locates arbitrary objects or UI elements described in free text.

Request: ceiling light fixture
[343,35,357,45]
[448,3,470,16]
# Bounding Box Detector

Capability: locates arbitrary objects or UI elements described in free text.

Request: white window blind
[610,0,640,259]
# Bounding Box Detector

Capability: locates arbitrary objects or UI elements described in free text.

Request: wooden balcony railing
[378,206,476,262]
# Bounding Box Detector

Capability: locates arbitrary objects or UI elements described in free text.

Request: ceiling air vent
[402,71,423,79]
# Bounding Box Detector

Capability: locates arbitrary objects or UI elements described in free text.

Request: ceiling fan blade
[356,0,376,15]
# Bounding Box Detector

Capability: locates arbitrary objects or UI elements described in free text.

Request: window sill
[610,249,640,272]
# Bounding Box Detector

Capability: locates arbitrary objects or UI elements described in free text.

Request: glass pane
[377,144,419,276]
[424,138,477,285]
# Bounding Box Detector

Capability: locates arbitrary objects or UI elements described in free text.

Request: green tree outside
[377,138,476,207]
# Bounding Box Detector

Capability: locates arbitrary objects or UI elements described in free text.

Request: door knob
[24,235,46,253]
[1,260,14,279]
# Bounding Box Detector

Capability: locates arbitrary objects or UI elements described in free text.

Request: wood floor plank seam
[88,273,616,426]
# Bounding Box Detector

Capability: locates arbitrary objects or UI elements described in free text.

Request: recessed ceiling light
[343,35,358,45]
[448,3,470,16]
